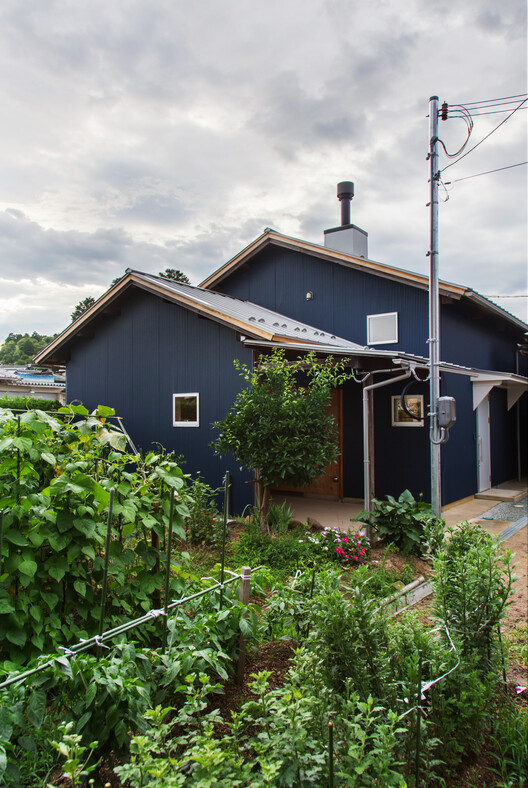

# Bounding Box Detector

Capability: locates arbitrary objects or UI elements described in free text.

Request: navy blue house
[36,204,528,514]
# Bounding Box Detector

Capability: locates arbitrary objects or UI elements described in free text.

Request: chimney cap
[337,181,354,201]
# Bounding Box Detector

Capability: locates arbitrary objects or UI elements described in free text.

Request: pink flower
[353,556,358,561]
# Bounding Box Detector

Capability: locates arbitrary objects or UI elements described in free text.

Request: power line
[444,161,528,184]
[442,97,528,173]
[456,93,528,106]
[467,107,528,117]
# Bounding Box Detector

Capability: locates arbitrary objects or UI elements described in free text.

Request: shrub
[432,521,513,667]
[0,395,61,411]
[353,489,441,555]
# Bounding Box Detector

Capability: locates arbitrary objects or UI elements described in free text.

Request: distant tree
[212,349,351,532]
[71,297,96,322]
[159,268,190,284]
[0,333,57,366]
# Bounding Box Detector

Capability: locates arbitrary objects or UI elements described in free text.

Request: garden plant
[0,401,525,787]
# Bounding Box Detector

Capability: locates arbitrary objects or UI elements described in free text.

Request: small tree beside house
[212,348,350,532]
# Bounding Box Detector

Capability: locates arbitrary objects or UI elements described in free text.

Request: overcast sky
[0,0,526,340]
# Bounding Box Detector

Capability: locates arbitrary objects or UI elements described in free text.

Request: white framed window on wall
[367,312,398,345]
[391,395,424,427]
[173,393,199,427]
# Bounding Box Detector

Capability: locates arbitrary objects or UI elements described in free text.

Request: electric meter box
[437,396,456,429]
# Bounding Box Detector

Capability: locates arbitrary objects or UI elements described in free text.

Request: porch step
[475,488,525,502]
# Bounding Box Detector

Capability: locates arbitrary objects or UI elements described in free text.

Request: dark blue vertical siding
[66,288,254,514]
[372,380,431,502]
[220,247,430,356]
[441,301,522,371]
[490,387,518,486]
[439,373,478,503]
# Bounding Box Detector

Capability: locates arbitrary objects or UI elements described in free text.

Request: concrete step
[475,488,525,502]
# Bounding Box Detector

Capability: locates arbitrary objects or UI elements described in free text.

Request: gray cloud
[0,0,525,337]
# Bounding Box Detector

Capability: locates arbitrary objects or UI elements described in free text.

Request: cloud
[0,0,525,337]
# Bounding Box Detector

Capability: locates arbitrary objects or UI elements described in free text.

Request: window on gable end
[367,312,398,345]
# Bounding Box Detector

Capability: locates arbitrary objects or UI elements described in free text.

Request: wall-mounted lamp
[306,291,314,301]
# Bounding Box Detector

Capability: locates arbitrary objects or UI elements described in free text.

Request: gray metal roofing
[132,271,367,351]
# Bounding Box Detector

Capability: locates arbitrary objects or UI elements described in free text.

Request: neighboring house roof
[200,229,528,332]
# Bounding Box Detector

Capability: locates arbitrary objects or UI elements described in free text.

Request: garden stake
[98,488,115,654]
[305,564,316,639]
[328,721,334,788]
[219,470,230,611]
[162,488,175,653]
[415,649,423,788]
[497,624,508,688]
[16,415,20,505]
[0,509,3,575]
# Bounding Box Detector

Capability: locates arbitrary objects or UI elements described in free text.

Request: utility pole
[428,95,442,518]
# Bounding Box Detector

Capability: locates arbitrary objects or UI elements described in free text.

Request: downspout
[363,369,413,537]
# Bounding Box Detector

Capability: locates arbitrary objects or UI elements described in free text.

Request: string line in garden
[0,568,260,691]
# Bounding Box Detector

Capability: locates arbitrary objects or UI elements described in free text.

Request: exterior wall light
[306,291,314,301]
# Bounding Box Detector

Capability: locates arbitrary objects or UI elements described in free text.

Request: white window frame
[173,392,200,427]
[367,312,398,345]
[391,394,424,427]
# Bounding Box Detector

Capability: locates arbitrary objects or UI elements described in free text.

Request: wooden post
[237,566,251,685]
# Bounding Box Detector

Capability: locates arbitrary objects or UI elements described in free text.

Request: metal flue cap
[337,181,354,201]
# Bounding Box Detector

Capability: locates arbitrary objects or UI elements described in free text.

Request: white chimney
[323,181,368,259]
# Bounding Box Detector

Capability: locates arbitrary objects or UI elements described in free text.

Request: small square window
[391,395,424,427]
[367,312,398,345]
[173,393,199,427]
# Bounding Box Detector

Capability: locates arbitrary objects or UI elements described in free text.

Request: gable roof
[34,270,371,366]
[200,229,528,332]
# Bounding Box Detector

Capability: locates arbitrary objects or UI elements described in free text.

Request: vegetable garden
[0,405,526,787]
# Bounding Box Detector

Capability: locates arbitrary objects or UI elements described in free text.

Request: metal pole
[98,488,115,652]
[162,488,175,653]
[219,471,230,611]
[428,95,442,518]
[328,721,334,788]
[0,510,3,575]
[236,566,251,685]
[415,649,423,788]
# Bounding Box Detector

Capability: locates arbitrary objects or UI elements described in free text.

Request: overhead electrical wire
[453,92,527,106]
[441,97,528,172]
[444,161,528,184]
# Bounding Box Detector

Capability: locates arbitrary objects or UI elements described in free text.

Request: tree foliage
[159,268,190,284]
[0,333,57,366]
[212,349,351,529]
[71,297,96,322]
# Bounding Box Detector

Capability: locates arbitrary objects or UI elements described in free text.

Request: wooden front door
[273,389,343,498]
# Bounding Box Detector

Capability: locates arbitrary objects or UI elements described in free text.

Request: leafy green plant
[432,521,513,667]
[185,475,223,545]
[354,489,441,556]
[0,405,190,664]
[48,720,100,787]
[489,698,528,785]
[266,502,293,536]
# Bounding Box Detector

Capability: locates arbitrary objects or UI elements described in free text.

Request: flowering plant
[301,528,370,565]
